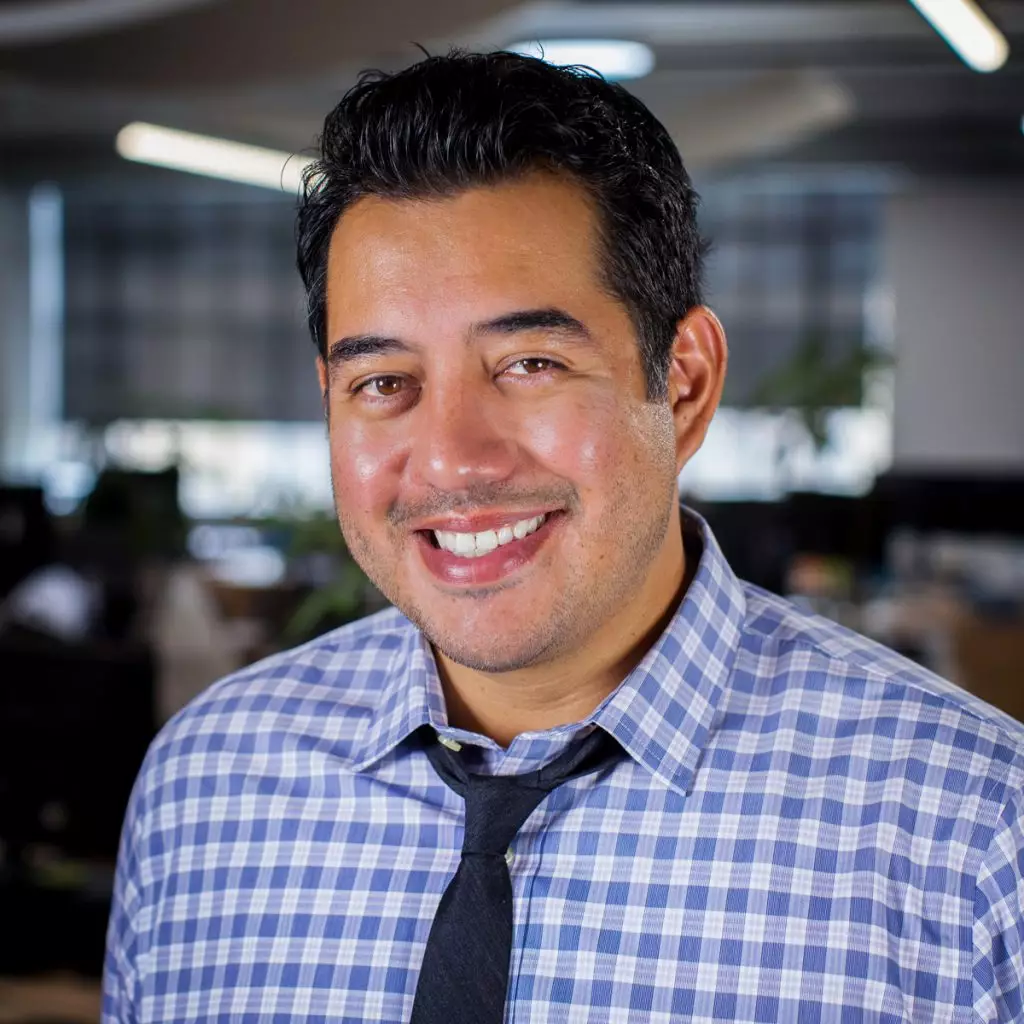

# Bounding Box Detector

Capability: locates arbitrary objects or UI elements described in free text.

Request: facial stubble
[329,409,681,676]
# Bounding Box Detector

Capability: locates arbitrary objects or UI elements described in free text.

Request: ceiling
[1,0,1022,183]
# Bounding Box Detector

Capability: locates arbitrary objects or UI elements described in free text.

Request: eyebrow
[326,307,593,369]
[326,334,411,368]
[473,308,592,341]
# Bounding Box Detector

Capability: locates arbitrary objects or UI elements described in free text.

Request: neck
[434,519,692,748]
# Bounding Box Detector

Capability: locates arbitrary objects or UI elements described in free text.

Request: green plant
[274,509,373,644]
[285,509,350,558]
[282,557,369,643]
[746,333,893,450]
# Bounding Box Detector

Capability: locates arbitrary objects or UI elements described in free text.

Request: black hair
[296,49,705,400]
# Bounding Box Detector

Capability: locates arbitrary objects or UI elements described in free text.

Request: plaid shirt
[104,508,1024,1022]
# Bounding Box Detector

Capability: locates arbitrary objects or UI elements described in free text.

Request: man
[104,52,1024,1022]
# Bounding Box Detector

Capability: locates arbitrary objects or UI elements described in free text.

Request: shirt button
[437,734,462,752]
[505,846,515,866]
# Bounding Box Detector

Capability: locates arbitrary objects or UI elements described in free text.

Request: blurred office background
[1,0,1023,1015]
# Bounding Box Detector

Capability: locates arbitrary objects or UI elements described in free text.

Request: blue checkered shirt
[104,509,1024,1022]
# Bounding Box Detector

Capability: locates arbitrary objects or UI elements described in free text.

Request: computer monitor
[0,636,156,861]
[0,485,53,599]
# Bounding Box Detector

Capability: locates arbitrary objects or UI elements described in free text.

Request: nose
[408,375,519,492]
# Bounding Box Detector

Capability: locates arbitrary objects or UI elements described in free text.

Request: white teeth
[475,530,499,555]
[434,514,548,558]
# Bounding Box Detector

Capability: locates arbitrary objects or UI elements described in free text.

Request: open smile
[414,511,565,587]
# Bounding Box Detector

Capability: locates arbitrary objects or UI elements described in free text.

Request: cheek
[329,422,400,517]
[525,394,644,477]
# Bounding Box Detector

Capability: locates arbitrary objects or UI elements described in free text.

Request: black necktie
[409,724,622,1024]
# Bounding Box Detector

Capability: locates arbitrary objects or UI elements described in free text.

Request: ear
[665,306,728,475]
[316,355,328,397]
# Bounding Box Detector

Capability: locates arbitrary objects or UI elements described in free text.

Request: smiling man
[105,52,1024,1023]
[316,171,712,747]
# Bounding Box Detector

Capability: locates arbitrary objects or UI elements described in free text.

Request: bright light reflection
[508,39,655,80]
[116,122,313,192]
[909,0,1009,73]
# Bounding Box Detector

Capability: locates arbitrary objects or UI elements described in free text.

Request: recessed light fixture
[507,39,655,81]
[115,122,313,192]
[908,0,1009,73]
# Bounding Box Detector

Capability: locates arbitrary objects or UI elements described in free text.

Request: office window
[684,171,892,498]
[62,182,317,425]
[700,174,883,407]
[52,171,892,515]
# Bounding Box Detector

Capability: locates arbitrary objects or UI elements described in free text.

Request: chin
[420,618,563,675]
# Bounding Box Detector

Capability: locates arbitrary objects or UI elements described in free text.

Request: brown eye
[506,358,561,376]
[359,375,404,398]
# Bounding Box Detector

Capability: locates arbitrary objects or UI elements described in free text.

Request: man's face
[320,173,684,673]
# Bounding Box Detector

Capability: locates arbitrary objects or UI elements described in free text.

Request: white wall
[885,188,1024,470]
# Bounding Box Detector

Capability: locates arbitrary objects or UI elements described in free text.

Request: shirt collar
[348,619,445,773]
[588,508,746,796]
[349,504,746,795]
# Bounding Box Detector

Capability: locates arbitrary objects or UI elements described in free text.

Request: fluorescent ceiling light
[908,0,1009,72]
[115,122,313,192]
[508,39,655,80]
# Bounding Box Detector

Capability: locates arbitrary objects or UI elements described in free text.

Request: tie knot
[417,725,623,858]
[462,773,545,856]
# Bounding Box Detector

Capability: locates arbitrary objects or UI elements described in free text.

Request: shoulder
[732,582,1024,799]
[135,605,414,794]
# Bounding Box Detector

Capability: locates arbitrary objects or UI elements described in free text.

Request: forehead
[324,173,607,321]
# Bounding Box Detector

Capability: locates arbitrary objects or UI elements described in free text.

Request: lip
[409,508,559,534]
[414,510,563,587]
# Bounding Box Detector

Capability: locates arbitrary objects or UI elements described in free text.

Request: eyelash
[352,358,565,401]
[352,375,404,400]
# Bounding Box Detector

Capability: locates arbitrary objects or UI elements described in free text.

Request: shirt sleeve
[973,788,1024,1023]
[102,769,149,1024]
